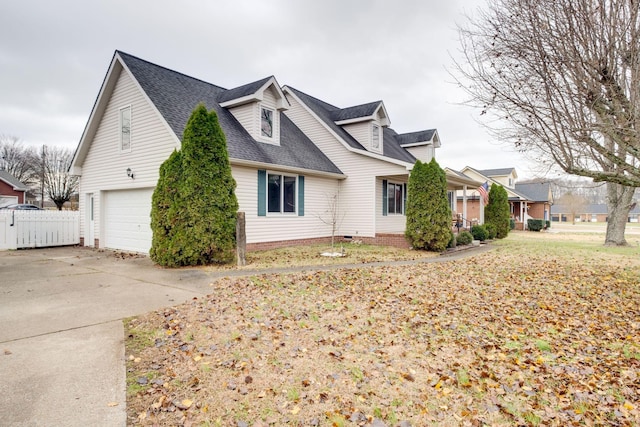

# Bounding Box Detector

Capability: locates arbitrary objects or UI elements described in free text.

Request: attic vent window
[261,107,274,138]
[372,124,380,150]
[120,106,131,151]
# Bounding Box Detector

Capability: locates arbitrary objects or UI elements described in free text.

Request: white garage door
[103,188,154,253]
[0,196,18,207]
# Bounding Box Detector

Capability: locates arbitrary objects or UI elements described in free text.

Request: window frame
[267,172,298,215]
[372,123,380,151]
[386,181,405,215]
[119,105,132,152]
[260,106,275,140]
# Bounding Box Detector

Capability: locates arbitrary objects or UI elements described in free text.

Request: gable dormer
[219,76,290,145]
[397,129,440,163]
[331,101,390,154]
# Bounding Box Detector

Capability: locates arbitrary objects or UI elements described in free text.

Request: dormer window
[261,107,274,138]
[372,124,380,150]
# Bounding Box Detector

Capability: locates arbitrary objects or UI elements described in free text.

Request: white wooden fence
[0,210,80,250]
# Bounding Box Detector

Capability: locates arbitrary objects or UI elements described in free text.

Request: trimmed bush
[485,223,497,240]
[405,159,451,252]
[485,184,510,238]
[457,231,473,245]
[528,219,546,232]
[545,220,551,229]
[471,225,489,241]
[509,218,516,230]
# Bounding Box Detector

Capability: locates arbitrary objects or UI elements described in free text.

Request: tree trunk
[604,183,635,246]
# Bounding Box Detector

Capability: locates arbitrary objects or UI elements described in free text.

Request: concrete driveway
[0,246,217,426]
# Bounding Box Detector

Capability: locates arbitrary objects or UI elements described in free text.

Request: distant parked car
[0,204,43,210]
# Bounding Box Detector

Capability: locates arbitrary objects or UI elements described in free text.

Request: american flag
[478,182,489,205]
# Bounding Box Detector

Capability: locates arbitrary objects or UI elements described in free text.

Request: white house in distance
[70,51,479,254]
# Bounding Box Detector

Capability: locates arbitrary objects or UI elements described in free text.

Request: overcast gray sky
[0,0,539,178]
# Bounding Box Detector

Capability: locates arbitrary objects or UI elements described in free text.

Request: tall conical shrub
[405,158,451,251]
[150,104,238,267]
[485,183,510,239]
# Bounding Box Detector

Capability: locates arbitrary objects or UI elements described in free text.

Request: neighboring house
[71,51,467,254]
[455,167,553,228]
[551,204,640,223]
[0,171,28,207]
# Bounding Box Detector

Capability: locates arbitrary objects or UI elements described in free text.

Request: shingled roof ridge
[116,50,228,91]
[285,86,341,111]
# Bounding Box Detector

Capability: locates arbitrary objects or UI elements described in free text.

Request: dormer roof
[478,167,517,179]
[397,129,440,148]
[219,76,290,110]
[331,101,390,126]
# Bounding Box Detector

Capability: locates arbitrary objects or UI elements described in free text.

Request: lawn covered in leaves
[126,233,639,426]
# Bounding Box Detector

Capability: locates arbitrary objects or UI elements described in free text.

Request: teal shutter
[257,170,266,216]
[403,183,407,214]
[298,175,305,216]
[382,179,388,216]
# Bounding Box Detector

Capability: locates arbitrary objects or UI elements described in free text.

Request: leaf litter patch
[126,252,640,426]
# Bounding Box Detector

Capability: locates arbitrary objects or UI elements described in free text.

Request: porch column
[521,202,526,230]
[462,185,468,223]
[480,196,485,225]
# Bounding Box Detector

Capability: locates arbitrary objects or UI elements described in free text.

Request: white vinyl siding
[228,103,255,135]
[77,67,178,247]
[284,93,410,237]
[404,144,434,163]
[232,166,339,244]
[342,122,370,150]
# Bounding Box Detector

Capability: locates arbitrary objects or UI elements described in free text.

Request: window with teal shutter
[257,170,266,216]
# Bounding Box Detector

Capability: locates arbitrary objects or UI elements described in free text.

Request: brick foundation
[343,233,411,249]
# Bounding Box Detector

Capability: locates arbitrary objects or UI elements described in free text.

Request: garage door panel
[104,188,153,253]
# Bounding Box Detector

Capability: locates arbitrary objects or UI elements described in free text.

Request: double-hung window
[268,173,296,214]
[120,106,131,151]
[386,182,404,215]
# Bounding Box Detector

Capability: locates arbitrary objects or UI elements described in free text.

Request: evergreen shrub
[457,231,473,245]
[471,225,489,241]
[528,219,545,232]
[485,223,497,239]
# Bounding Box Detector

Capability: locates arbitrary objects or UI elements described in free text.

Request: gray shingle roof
[330,101,381,122]
[396,129,436,146]
[117,51,342,176]
[479,167,515,176]
[286,86,417,164]
[0,170,28,191]
[218,76,273,103]
[515,182,552,202]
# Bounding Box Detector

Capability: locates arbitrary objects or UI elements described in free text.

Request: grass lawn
[126,232,639,426]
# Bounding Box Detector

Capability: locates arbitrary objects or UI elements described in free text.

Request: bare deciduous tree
[557,192,590,224]
[36,146,78,210]
[453,0,639,245]
[0,134,38,184]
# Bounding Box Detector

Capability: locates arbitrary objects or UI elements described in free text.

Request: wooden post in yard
[236,211,246,267]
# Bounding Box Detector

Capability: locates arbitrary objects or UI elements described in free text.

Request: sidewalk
[0,244,492,426]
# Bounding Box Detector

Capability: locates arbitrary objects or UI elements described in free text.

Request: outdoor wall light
[126,168,134,179]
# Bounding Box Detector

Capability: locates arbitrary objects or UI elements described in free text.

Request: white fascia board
[400,141,432,148]
[219,93,262,108]
[70,55,123,171]
[334,116,373,126]
[374,102,391,126]
[283,87,413,170]
[259,77,290,110]
[231,158,347,180]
